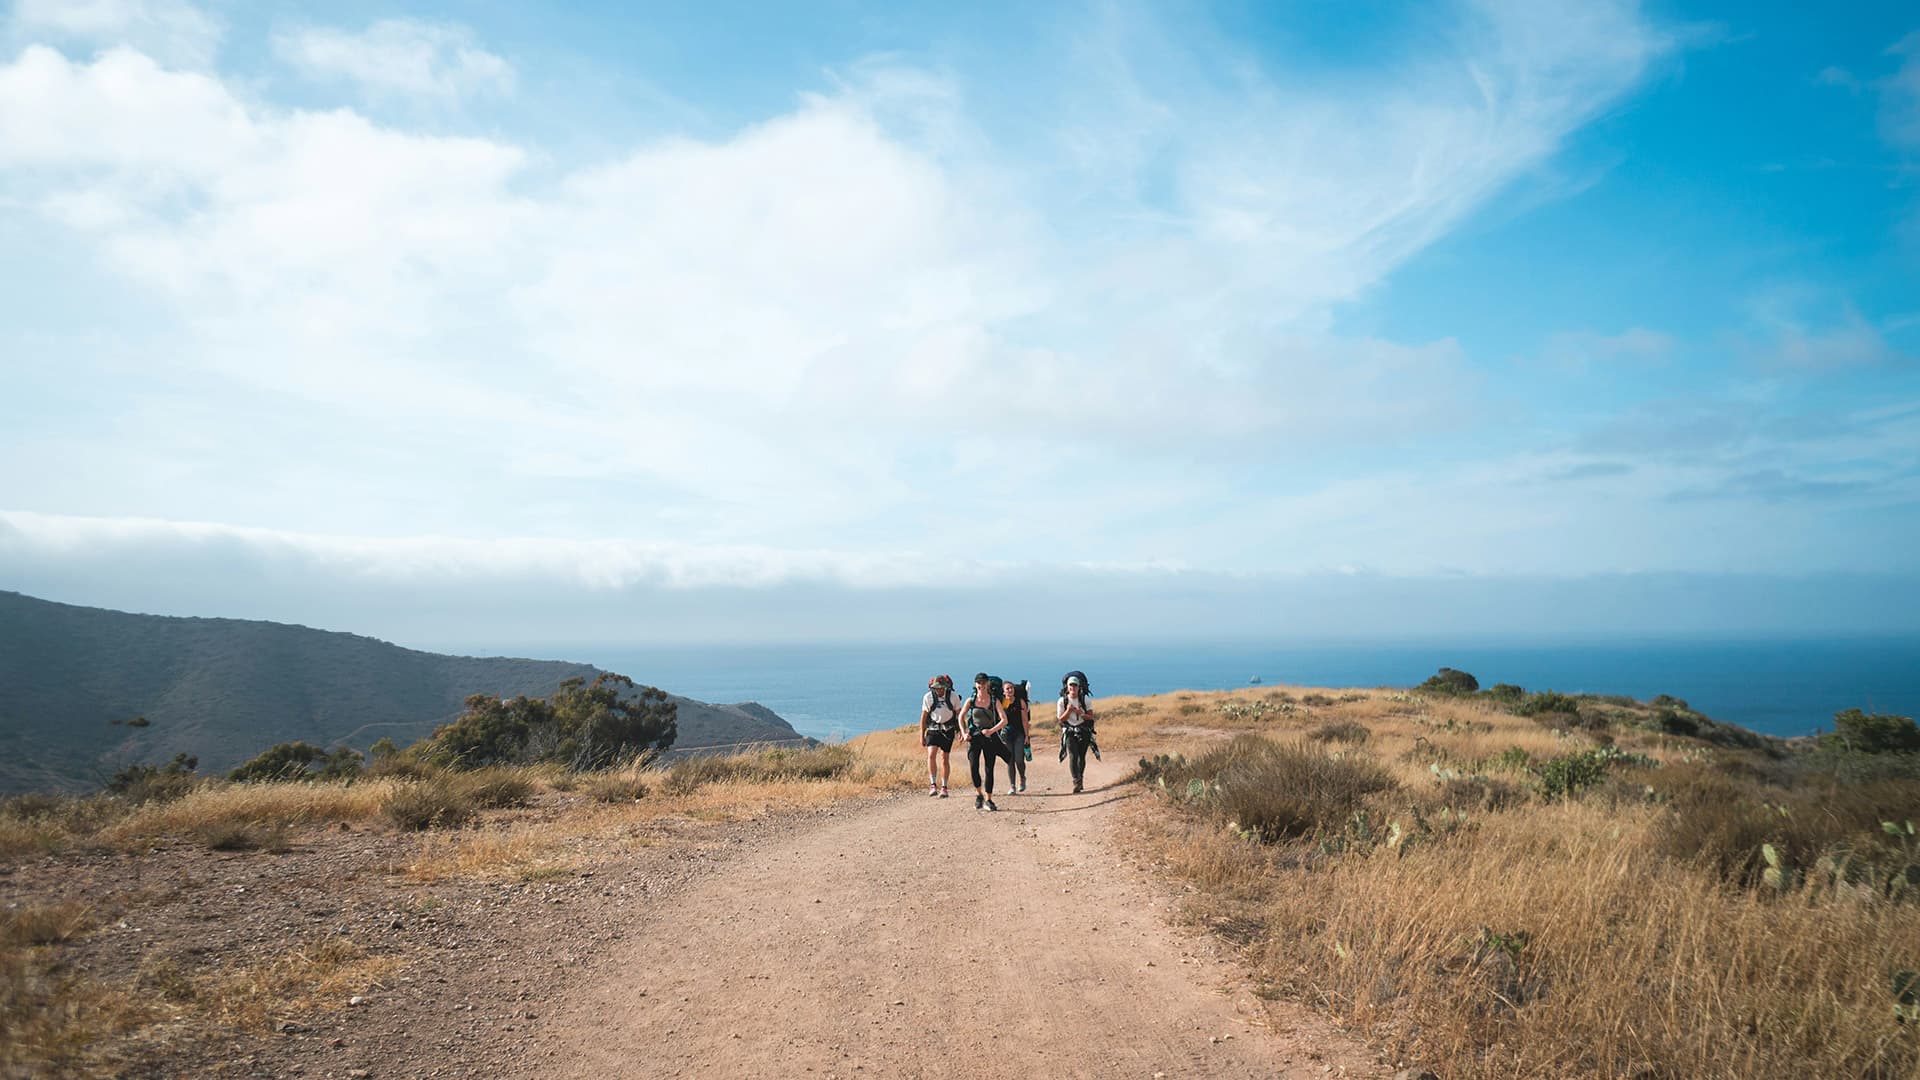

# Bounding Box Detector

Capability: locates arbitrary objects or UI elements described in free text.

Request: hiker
[999,677,1031,793]
[1057,670,1098,793]
[921,674,961,798]
[962,672,1012,811]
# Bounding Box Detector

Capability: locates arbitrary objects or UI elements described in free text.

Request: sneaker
[1072,781,1083,793]
[928,784,939,797]
[939,787,949,798]
[986,799,998,812]
[975,794,984,809]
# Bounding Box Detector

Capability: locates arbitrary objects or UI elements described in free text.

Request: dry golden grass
[121,933,400,1048]
[94,779,405,847]
[1125,684,1920,1079]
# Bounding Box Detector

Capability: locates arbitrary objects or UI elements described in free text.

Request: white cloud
[0,1,1680,572]
[1881,31,1920,151]
[5,0,219,68]
[272,18,514,103]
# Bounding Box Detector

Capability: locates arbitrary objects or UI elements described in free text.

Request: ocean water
[526,637,1920,744]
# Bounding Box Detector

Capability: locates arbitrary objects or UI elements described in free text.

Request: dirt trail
[536,744,1382,1079]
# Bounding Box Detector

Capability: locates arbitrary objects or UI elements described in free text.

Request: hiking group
[918,670,1100,810]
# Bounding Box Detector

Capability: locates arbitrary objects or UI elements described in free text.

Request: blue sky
[0,0,1916,644]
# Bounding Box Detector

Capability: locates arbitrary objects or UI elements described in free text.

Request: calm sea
[518,638,1920,744]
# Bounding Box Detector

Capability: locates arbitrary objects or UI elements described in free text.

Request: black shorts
[925,727,955,751]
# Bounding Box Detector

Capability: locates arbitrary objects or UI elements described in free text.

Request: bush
[1310,720,1371,745]
[1828,709,1920,755]
[446,769,535,809]
[1484,683,1526,703]
[1419,668,1480,694]
[662,744,853,794]
[228,743,363,783]
[1535,746,1653,801]
[194,820,291,852]
[1139,736,1399,843]
[420,673,678,770]
[380,782,475,831]
[1436,775,1527,812]
[107,753,200,804]
[583,773,648,802]
[1651,767,1920,889]
[1516,691,1582,718]
[1656,708,1701,736]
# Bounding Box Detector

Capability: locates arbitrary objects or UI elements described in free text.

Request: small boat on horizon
[1248,676,1262,685]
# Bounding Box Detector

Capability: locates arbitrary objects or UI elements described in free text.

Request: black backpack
[927,687,958,730]
[987,675,1004,702]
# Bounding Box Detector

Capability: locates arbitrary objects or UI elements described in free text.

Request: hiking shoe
[939,788,949,798]
[975,794,984,809]
[986,800,998,812]
[928,784,939,797]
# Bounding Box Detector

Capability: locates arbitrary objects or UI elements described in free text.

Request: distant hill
[0,591,809,794]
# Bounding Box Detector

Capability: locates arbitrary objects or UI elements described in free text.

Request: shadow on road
[1015,791,1139,815]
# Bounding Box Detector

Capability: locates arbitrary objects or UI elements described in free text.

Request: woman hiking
[999,678,1031,793]
[962,672,1012,811]
[1057,671,1097,793]
[920,674,961,798]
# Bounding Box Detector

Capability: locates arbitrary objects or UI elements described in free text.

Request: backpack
[987,676,1004,703]
[927,688,958,730]
[1061,670,1090,697]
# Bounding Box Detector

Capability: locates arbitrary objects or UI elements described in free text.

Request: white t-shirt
[923,689,960,727]
[1057,693,1094,727]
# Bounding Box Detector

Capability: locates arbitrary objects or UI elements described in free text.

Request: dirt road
[536,743,1382,1079]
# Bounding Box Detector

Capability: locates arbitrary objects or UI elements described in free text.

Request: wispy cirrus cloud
[271,17,514,103]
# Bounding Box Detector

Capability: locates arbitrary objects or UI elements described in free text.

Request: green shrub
[1657,708,1701,736]
[380,782,475,831]
[107,753,200,804]
[1534,745,1653,801]
[1484,683,1526,704]
[1419,668,1480,694]
[1827,709,1920,755]
[1516,691,1582,718]
[420,673,678,770]
[228,743,363,783]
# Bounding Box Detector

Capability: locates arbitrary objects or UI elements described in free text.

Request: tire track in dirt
[535,746,1383,1079]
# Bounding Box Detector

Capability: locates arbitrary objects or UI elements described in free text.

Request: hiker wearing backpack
[1057,671,1098,793]
[962,672,1013,811]
[999,678,1031,793]
[920,674,961,798]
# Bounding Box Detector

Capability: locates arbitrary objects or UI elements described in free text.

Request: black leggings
[1065,730,1092,786]
[1003,731,1026,784]
[968,735,1010,793]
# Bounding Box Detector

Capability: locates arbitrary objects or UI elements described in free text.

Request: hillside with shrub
[0,591,805,794]
[1109,672,1920,1078]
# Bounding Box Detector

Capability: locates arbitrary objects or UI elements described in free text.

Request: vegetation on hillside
[1119,669,1920,1079]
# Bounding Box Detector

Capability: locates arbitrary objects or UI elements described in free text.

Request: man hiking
[920,674,961,798]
